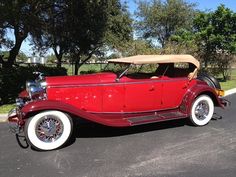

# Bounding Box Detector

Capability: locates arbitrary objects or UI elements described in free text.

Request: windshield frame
[103,62,131,78]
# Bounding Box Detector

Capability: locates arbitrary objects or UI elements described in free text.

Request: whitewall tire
[190,95,214,126]
[25,110,73,151]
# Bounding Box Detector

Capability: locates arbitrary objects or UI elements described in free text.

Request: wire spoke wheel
[35,115,64,143]
[194,100,210,120]
[190,95,214,126]
[25,111,73,151]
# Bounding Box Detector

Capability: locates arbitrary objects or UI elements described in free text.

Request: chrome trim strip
[127,111,186,123]
[48,78,189,88]
[88,107,179,114]
[128,115,187,126]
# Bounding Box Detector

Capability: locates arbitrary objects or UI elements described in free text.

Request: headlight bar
[26,81,46,99]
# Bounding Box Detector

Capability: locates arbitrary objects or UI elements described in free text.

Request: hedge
[0,65,67,105]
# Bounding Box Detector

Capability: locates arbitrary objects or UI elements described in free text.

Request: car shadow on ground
[62,118,188,149]
[72,112,223,139]
[17,113,223,151]
[64,113,223,149]
[73,118,188,139]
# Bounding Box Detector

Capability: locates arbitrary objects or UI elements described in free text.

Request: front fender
[180,84,223,116]
[21,100,130,127]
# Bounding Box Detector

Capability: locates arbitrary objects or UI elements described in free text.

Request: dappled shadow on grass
[217,78,226,82]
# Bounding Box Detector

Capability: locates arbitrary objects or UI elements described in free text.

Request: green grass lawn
[63,63,105,75]
[220,79,236,90]
[0,104,15,114]
[219,68,236,90]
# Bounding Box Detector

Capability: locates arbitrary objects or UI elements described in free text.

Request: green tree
[136,0,196,47]
[46,54,57,64]
[68,0,132,75]
[194,5,236,80]
[0,0,51,67]
[165,29,198,55]
[31,0,70,68]
[104,1,133,53]
[0,51,9,60]
[32,0,132,74]
[16,52,28,62]
[124,39,158,56]
[66,0,111,75]
[106,39,157,58]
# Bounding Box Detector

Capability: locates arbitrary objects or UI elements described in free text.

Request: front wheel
[190,95,214,126]
[25,110,73,151]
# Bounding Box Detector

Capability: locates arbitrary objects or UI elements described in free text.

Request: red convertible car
[8,55,228,150]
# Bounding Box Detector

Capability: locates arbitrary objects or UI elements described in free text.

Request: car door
[161,77,188,109]
[101,73,126,113]
[102,83,125,112]
[123,78,161,112]
[101,78,158,113]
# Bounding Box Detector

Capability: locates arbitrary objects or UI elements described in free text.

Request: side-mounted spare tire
[197,73,221,89]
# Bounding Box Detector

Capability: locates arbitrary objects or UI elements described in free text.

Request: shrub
[0,66,67,105]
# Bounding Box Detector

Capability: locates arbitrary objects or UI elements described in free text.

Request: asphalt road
[0,95,235,177]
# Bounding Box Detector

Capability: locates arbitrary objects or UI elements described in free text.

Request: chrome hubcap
[35,115,63,143]
[194,100,209,120]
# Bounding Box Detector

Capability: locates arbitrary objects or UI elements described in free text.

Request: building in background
[27,57,47,64]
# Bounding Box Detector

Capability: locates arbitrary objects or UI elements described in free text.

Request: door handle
[149,86,155,91]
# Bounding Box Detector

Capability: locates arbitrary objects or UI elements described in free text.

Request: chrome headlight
[16,98,24,107]
[26,81,46,99]
[39,81,47,89]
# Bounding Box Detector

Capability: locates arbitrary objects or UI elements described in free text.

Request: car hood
[45,72,117,87]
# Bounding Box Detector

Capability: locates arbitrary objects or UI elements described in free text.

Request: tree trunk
[6,40,23,67]
[0,55,5,65]
[5,29,27,68]
[74,60,78,75]
[73,52,93,75]
[74,56,80,75]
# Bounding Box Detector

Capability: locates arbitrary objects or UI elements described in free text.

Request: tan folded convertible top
[108,55,200,69]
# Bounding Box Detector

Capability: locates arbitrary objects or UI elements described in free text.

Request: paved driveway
[0,94,235,177]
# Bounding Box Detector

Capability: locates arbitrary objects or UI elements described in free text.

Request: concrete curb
[0,114,7,123]
[0,88,235,123]
[225,88,236,97]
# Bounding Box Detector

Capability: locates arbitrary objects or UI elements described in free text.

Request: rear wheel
[25,110,73,151]
[190,95,214,126]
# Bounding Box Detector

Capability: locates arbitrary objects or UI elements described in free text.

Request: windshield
[103,62,194,79]
[127,64,157,74]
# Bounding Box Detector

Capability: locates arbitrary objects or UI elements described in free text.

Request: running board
[126,111,187,126]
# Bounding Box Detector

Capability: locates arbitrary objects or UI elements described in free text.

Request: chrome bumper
[220,98,231,107]
[8,108,24,134]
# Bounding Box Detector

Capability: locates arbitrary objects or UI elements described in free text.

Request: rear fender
[21,100,129,127]
[180,84,223,116]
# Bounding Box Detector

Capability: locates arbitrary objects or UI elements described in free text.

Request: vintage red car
[8,55,229,150]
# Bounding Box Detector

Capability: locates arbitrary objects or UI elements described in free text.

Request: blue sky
[13,0,236,56]
[188,0,236,11]
[125,0,236,13]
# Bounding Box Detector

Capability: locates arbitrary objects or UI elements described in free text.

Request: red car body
[19,73,219,126]
[8,55,228,150]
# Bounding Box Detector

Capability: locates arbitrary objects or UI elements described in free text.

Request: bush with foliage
[0,66,67,104]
